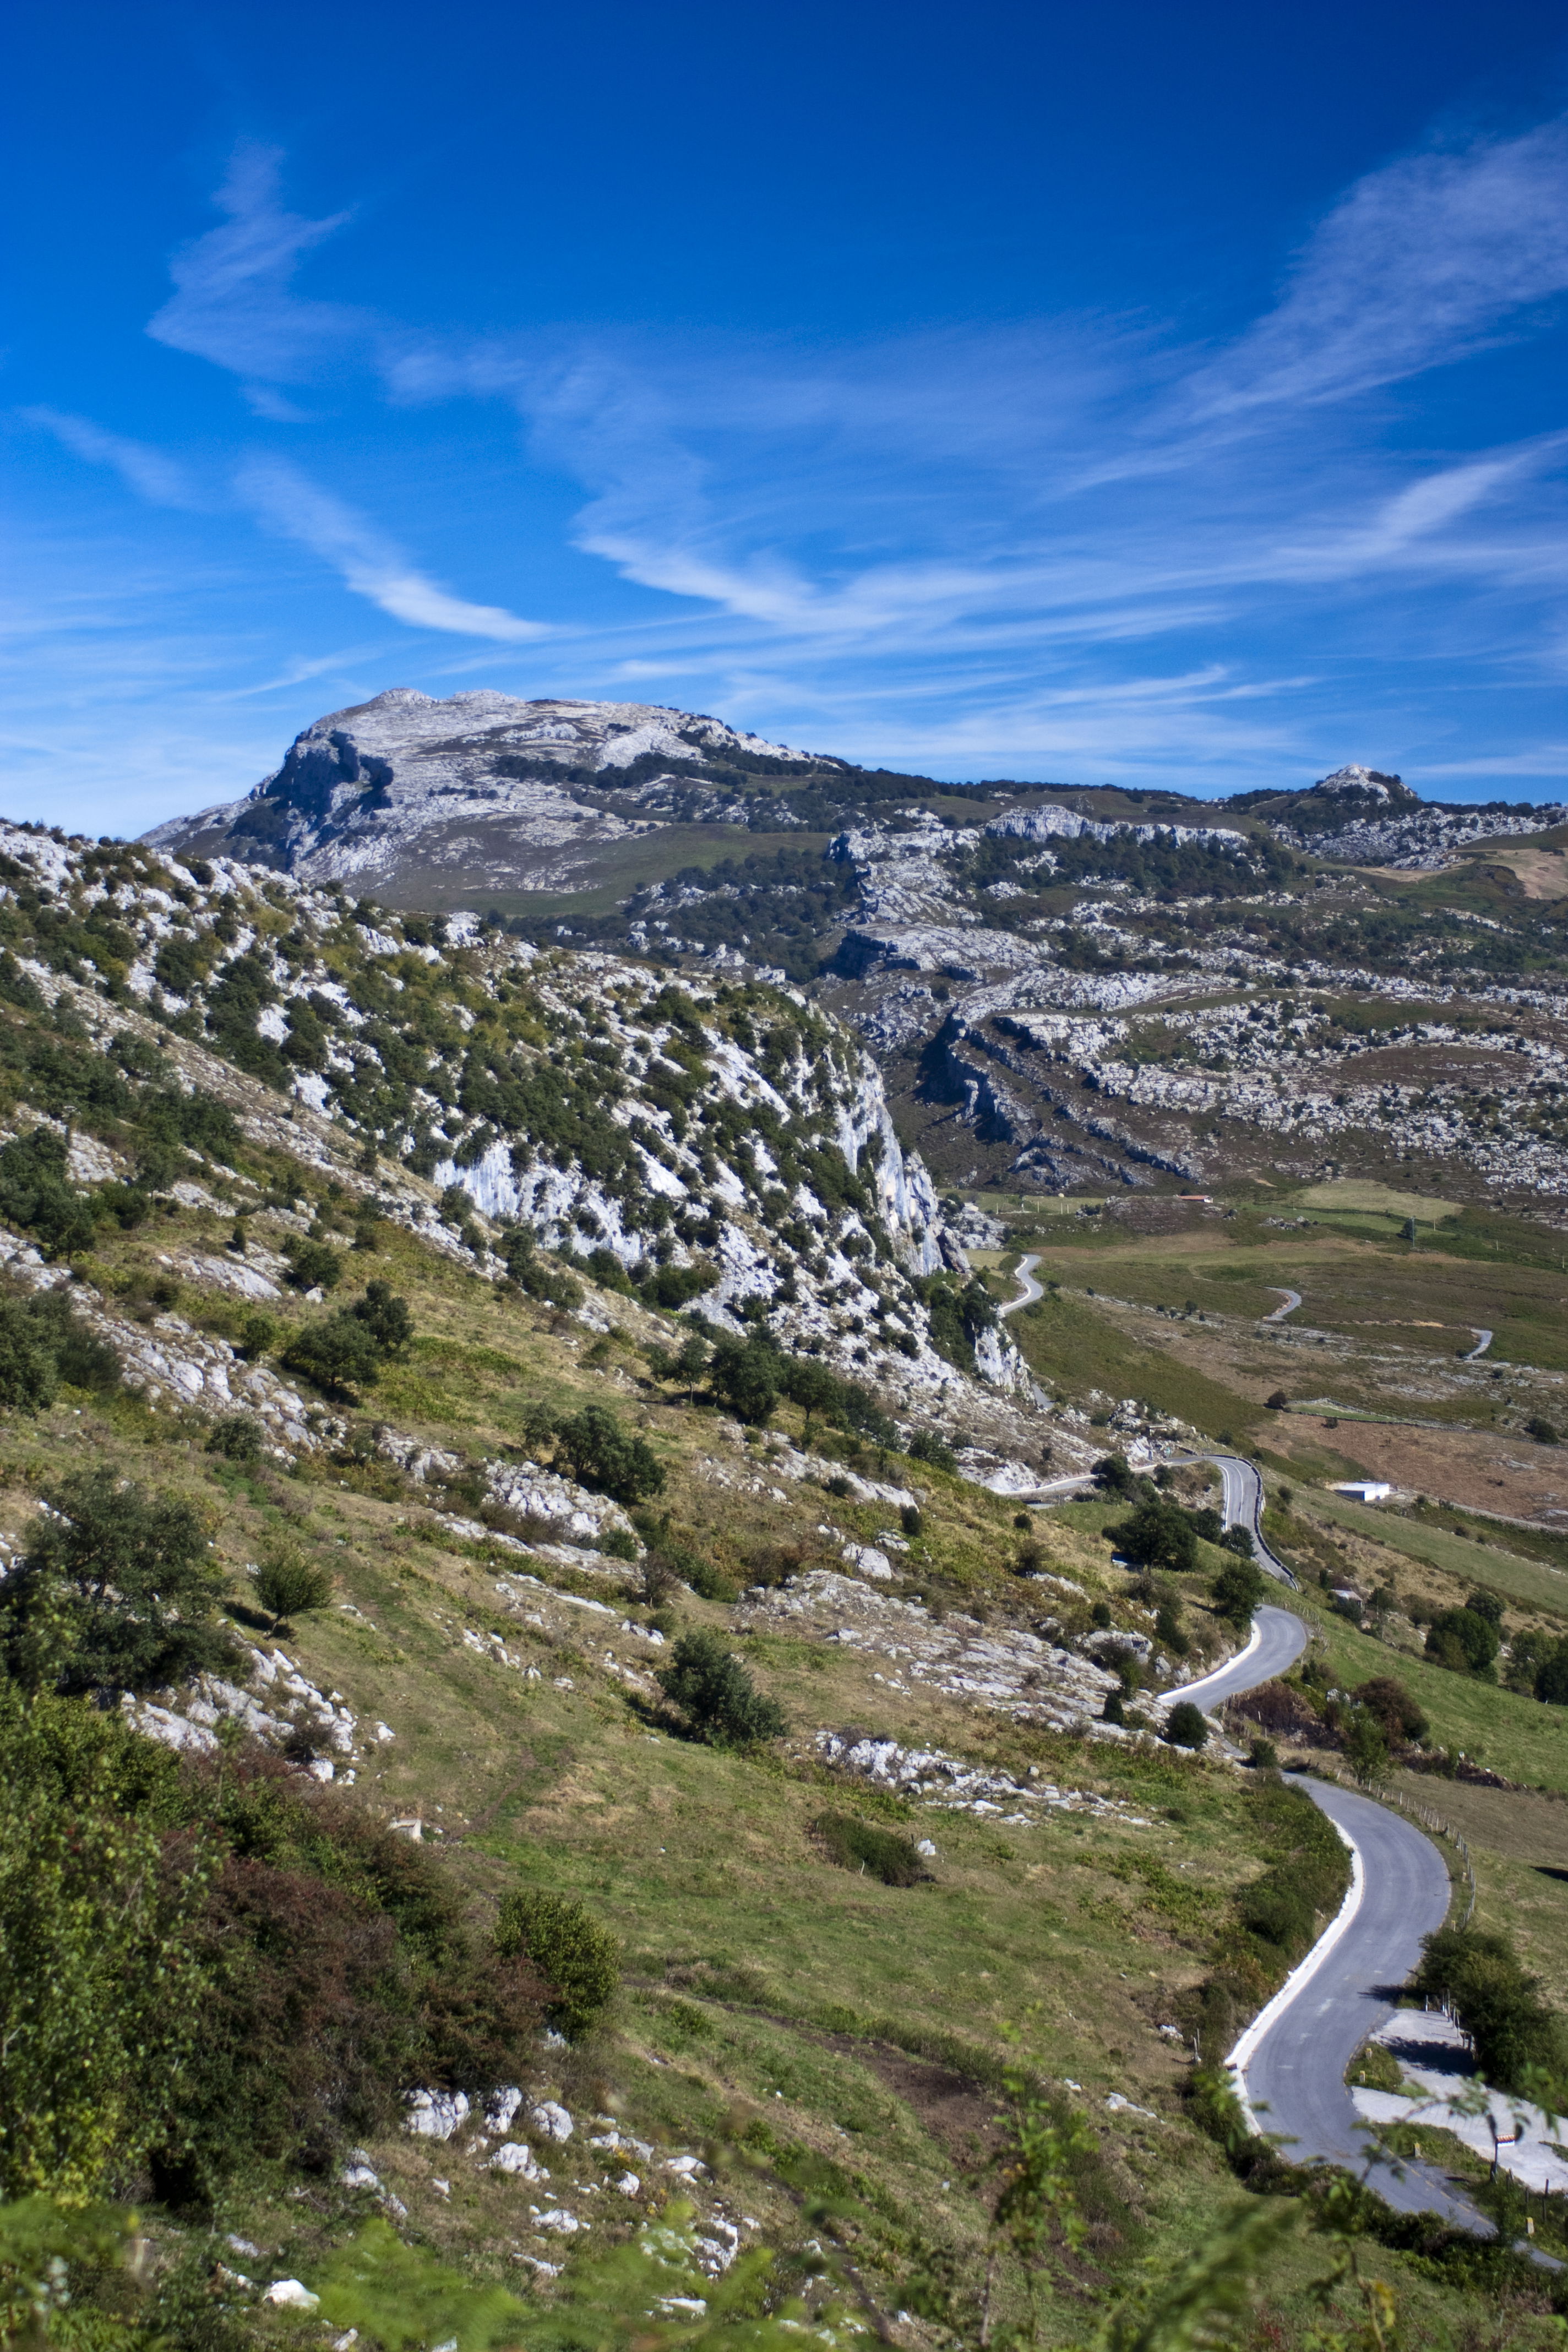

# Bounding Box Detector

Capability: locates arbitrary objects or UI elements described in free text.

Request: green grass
[1305,1490,1568,1621]
[1007,1289,1259,1438]
[1295,1594,1568,1790]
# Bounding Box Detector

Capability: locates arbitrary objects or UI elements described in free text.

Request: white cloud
[148,142,364,388]
[24,407,202,507]
[1191,116,1568,417]
[235,457,549,642]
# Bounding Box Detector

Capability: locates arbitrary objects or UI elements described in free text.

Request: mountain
[147,697,1568,1209]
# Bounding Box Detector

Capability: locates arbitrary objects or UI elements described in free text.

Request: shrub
[1352,1676,1427,1745]
[0,1469,239,1696]
[283,1235,343,1292]
[552,1406,665,1504]
[1102,1689,1126,1724]
[1411,1924,1567,2094]
[280,1314,384,1400]
[1536,1643,1568,1706]
[0,1297,60,1412]
[254,1548,335,1632]
[0,1130,96,1258]
[1093,1452,1136,1495]
[907,1429,955,1473]
[656,1629,786,1745]
[640,1261,718,1310]
[1219,1524,1255,1557]
[1425,1605,1499,1678]
[598,1527,638,1562]
[349,1280,413,1353]
[1342,1708,1390,1786]
[1165,1701,1209,1749]
[237,1309,275,1359]
[1249,1736,1279,1770]
[706,1336,778,1425]
[1116,1499,1197,1575]
[1265,1390,1288,1410]
[207,1413,265,1464]
[494,1890,620,2039]
[813,1812,927,1886]
[900,1504,923,1537]
[1211,1556,1266,1626]
[1526,1415,1560,1446]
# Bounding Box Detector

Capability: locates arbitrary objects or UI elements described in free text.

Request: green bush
[552,1405,665,1504]
[656,1629,786,1745]
[640,1260,718,1310]
[0,1469,239,1697]
[1411,1925,1567,2094]
[23,1288,119,1393]
[812,1812,927,1886]
[1117,1500,1197,1574]
[0,1297,61,1412]
[206,1413,264,1464]
[1425,1604,1499,1678]
[494,1890,620,2039]
[1164,1701,1210,1749]
[349,1280,413,1353]
[706,1336,778,1425]
[281,1313,384,1399]
[0,1130,96,1258]
[254,1549,335,1632]
[283,1235,344,1292]
[1211,1557,1266,1627]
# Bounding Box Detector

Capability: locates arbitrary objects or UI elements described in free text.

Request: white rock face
[530,2100,574,2142]
[404,2089,471,2141]
[489,2142,550,2181]
[264,2282,320,2311]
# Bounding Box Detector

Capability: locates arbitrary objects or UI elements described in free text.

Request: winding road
[992,1255,1495,2231]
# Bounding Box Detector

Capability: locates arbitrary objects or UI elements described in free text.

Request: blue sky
[5,0,1568,832]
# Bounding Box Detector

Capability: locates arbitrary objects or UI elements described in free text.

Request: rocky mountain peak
[1309,765,1418,808]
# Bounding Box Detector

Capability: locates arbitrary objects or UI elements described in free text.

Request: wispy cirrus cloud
[235,456,549,642]
[147,142,368,399]
[24,406,204,507]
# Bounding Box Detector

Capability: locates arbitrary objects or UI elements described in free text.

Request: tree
[1425,1605,1499,1678]
[1342,1708,1390,1786]
[706,1336,778,1425]
[775,1356,839,1441]
[1411,1925,1567,2094]
[1535,1642,1568,1706]
[0,1130,97,1259]
[254,1547,335,1634]
[283,1235,343,1292]
[656,1629,786,1745]
[1526,1415,1560,1446]
[0,1297,59,1413]
[0,1469,238,1695]
[553,1405,665,1504]
[1116,1499,1197,1575]
[1352,1675,1427,1744]
[1265,1390,1288,1411]
[24,1289,119,1393]
[280,1313,384,1400]
[349,1280,413,1353]
[1211,1556,1266,1627]
[495,1890,619,2039]
[1093,1453,1136,1496]
[1219,1523,1256,1557]
[1165,1701,1209,1749]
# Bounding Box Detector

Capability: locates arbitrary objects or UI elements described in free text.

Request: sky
[4,0,1568,834]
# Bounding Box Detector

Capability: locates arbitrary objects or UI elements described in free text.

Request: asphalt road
[1264,1287,1303,1321]
[1235,1777,1493,2231]
[1178,1604,1306,1707]
[999,1251,1044,1315]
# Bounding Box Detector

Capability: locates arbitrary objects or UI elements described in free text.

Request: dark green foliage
[283,1234,344,1291]
[1211,1556,1266,1626]
[20,1287,119,1393]
[500,1227,583,1310]
[1102,1689,1126,1724]
[581,1245,633,1292]
[349,1280,413,1353]
[206,1413,264,1464]
[1351,1676,1427,1744]
[494,1890,620,2038]
[1093,1453,1136,1495]
[1525,1415,1560,1445]
[907,1429,956,1473]
[280,1313,384,1399]
[914,1273,995,1373]
[1116,1499,1198,1574]
[0,1469,239,1696]
[254,1550,335,1632]
[640,1259,720,1310]
[1164,1701,1210,1750]
[1218,1524,1256,1557]
[706,1335,778,1424]
[1411,1925,1567,2094]
[656,1628,786,1745]
[0,1128,96,1257]
[812,1811,927,1886]
[0,1297,61,1411]
[552,1404,666,1503]
[900,1504,923,1537]
[1536,1643,1568,1705]
[1425,1604,1500,1677]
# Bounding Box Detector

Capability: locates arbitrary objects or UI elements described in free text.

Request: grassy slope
[10,1174,1538,2343]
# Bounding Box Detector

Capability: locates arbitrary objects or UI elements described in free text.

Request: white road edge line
[1226,1814,1364,2135]
[1181,1617,1264,1707]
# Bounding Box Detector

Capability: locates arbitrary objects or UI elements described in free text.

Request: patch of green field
[1005,1291,1259,1439]
[1305,1490,1568,1621]
[1292,1179,1461,1223]
[1295,1593,1568,1791]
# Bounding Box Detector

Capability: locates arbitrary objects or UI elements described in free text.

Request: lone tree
[254,1545,334,1635]
[552,1406,665,1505]
[1211,1555,1266,1627]
[0,1468,239,1694]
[656,1628,786,1746]
[495,1890,620,2040]
[1164,1702,1210,1750]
